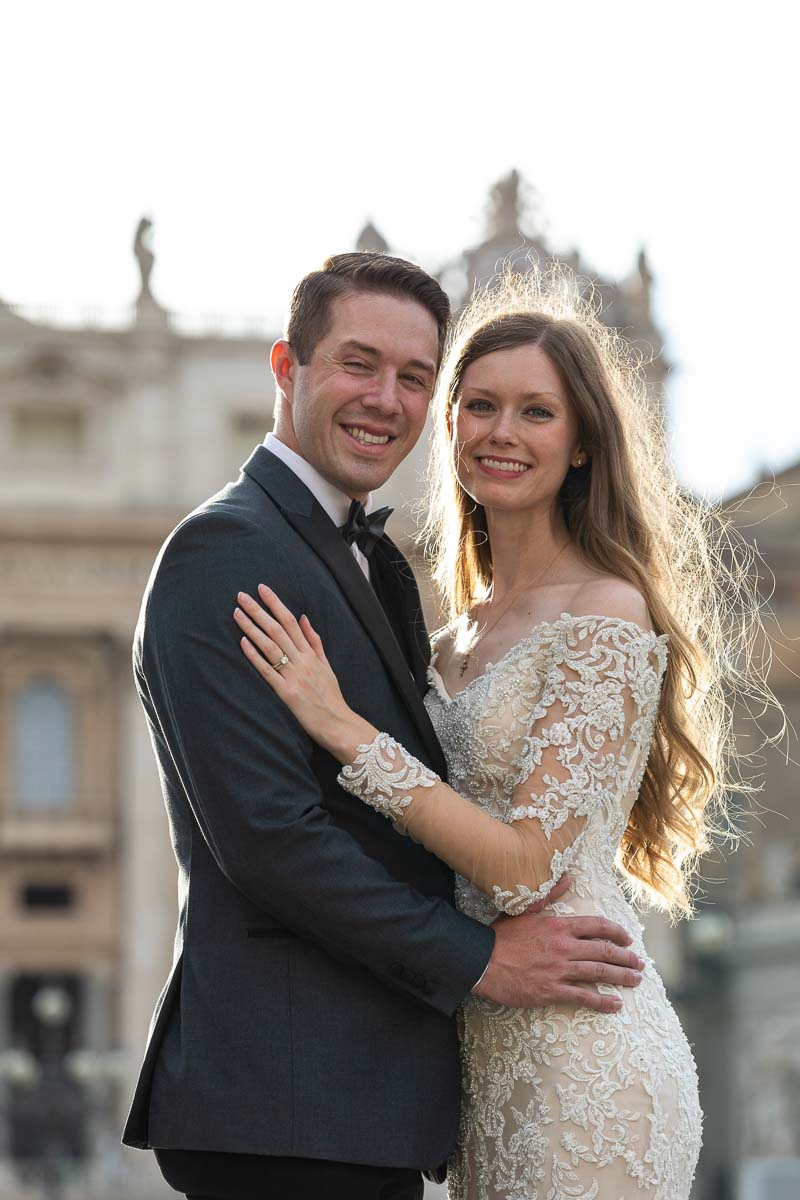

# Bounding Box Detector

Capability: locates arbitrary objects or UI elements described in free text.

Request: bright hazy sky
[4,1,798,500]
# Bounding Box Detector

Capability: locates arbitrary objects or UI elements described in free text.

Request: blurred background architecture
[0,173,797,1200]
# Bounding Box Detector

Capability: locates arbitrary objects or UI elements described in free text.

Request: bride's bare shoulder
[568,576,652,630]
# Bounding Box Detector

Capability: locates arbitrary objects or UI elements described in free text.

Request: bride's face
[452,343,584,515]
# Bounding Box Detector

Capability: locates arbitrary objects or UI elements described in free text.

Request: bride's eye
[463,400,493,412]
[526,406,553,419]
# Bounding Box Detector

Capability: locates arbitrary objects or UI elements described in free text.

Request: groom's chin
[339,451,407,492]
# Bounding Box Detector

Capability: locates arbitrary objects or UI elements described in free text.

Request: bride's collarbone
[437,613,557,694]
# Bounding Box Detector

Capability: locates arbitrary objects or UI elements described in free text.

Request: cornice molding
[0,509,183,545]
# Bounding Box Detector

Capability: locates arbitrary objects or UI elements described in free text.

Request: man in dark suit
[122,253,644,1200]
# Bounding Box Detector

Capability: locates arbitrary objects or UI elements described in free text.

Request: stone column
[82,968,114,1052]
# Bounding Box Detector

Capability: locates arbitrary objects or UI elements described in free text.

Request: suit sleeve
[140,509,493,1015]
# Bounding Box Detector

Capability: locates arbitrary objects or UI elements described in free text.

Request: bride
[232,274,759,1198]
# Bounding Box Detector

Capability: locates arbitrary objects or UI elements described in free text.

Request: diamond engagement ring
[274,653,290,670]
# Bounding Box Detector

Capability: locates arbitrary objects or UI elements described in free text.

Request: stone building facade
[677,465,800,1200]
[0,174,795,1199]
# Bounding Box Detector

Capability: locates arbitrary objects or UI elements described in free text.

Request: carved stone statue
[637,247,653,319]
[485,168,541,242]
[133,217,156,301]
[132,216,167,327]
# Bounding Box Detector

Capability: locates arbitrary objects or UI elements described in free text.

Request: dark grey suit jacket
[122,446,494,1169]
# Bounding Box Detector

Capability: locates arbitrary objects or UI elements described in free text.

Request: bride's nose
[489,410,519,445]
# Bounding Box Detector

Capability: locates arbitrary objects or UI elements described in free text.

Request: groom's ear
[270,339,297,403]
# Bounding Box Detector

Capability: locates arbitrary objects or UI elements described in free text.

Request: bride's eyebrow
[462,387,563,405]
[518,391,563,405]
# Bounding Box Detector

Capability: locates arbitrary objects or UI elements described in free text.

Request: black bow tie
[339,499,394,559]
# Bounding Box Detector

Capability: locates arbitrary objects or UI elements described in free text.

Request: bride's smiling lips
[473,454,532,479]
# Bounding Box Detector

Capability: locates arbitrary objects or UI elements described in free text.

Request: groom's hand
[472,875,645,1012]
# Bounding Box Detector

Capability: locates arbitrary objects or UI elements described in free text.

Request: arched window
[14,680,75,812]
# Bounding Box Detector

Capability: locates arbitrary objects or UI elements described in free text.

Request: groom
[122,252,644,1200]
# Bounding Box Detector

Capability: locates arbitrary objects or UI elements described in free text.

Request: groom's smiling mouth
[341,423,397,452]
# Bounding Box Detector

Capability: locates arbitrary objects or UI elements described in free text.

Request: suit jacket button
[422,980,435,996]
[389,963,405,979]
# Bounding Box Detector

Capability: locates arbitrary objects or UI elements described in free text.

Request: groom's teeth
[345,426,391,445]
[479,458,530,473]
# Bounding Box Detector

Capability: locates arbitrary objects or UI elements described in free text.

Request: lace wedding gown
[339,614,702,1200]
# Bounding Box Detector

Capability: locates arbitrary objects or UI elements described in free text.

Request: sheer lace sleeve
[338,617,667,915]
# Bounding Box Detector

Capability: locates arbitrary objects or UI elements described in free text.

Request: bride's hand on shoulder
[233,585,375,761]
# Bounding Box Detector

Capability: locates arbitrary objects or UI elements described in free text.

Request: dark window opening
[20,884,75,911]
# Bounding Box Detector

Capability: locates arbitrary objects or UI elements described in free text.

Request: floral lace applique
[424,614,700,1200]
[337,732,439,823]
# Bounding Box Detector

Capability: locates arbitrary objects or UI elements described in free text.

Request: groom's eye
[343,360,369,370]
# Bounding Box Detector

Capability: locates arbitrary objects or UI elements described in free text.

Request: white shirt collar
[263,432,372,526]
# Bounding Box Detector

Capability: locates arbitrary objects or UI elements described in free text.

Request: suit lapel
[242,447,447,777]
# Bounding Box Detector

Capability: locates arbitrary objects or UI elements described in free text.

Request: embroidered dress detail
[337,732,440,823]
[420,613,701,1200]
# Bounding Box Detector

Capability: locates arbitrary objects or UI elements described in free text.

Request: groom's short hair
[286,252,451,367]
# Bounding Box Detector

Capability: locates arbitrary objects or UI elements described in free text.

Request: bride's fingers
[234,604,292,666]
[236,593,295,659]
[257,585,307,653]
[239,635,286,692]
[299,614,328,663]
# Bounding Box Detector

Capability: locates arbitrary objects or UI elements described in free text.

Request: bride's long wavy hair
[420,265,781,917]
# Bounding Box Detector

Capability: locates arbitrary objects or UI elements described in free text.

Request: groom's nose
[362,370,403,415]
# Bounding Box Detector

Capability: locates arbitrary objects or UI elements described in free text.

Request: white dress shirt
[262,433,372,579]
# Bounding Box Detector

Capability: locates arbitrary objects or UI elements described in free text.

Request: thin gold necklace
[459,540,569,677]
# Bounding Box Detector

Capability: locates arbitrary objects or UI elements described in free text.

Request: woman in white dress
[233,273,768,1198]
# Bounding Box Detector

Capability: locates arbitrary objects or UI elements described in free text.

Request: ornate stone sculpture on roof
[486,168,527,240]
[134,218,155,299]
[350,172,666,403]
[133,216,168,327]
[454,170,668,395]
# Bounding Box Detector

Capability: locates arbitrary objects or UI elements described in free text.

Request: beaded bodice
[425,613,668,926]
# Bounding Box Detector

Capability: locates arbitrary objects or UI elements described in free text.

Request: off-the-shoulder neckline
[429,612,669,707]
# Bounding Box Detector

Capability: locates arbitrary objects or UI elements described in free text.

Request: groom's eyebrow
[407,357,437,379]
[339,339,380,357]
